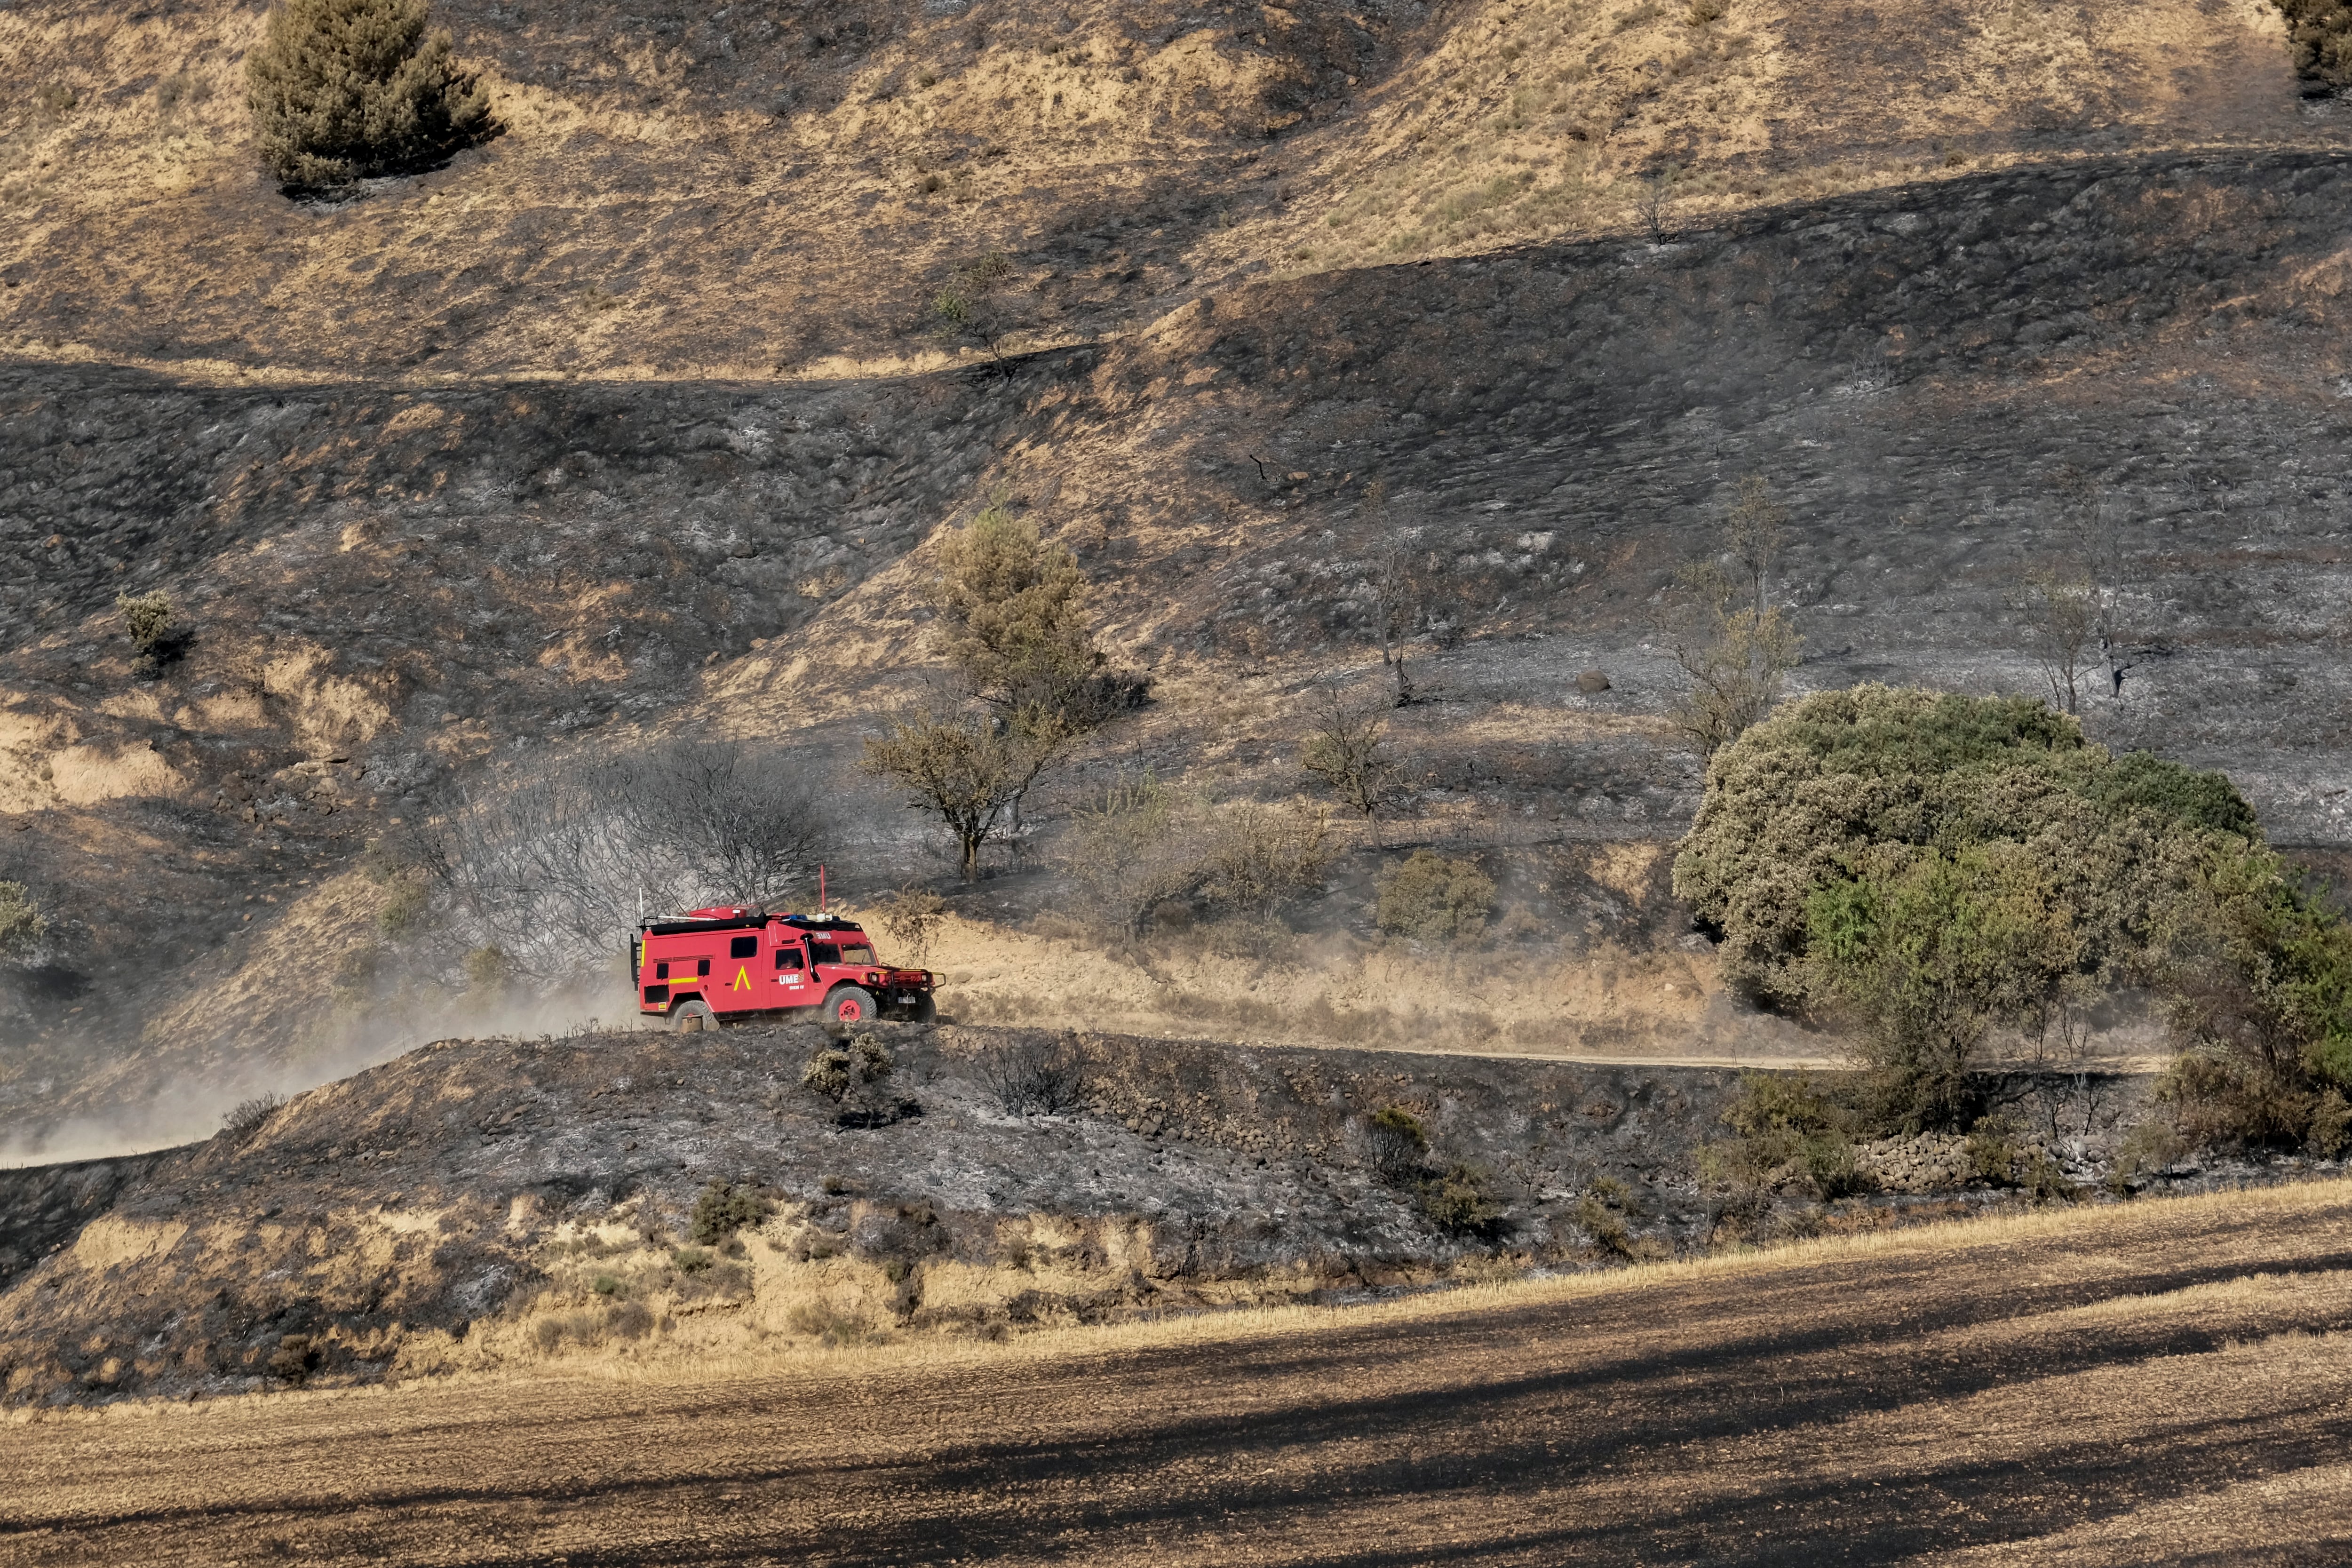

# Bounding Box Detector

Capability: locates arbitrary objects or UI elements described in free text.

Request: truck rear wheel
[671,998,715,1033]
[825,987,875,1026]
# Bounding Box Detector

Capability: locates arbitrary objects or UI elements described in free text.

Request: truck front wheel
[671,998,715,1033]
[902,993,938,1025]
[825,987,875,1026]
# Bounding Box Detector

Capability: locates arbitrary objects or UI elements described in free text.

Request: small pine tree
[246,0,491,190]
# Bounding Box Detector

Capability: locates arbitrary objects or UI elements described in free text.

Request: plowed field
[7,1184,2352,1566]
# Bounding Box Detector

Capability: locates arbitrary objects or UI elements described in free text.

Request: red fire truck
[631,907,936,1030]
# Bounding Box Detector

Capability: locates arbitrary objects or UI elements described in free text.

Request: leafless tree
[2058,470,2149,704]
[2016,565,2097,714]
[1661,477,1801,757]
[1635,165,1678,244]
[1360,482,1430,707]
[1301,685,1402,846]
[431,736,826,977]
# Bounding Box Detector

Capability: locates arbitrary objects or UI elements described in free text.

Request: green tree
[928,499,1108,723]
[863,702,1073,880]
[1673,685,2345,1130]
[1802,845,2081,1127]
[246,0,492,189]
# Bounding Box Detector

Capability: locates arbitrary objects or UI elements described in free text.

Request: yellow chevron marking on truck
[731,966,752,992]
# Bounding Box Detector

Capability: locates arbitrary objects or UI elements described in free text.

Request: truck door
[715,932,761,1014]
[772,935,810,1003]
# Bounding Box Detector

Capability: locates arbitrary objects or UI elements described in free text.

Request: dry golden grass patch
[3,0,2326,382]
[856,901,1743,1061]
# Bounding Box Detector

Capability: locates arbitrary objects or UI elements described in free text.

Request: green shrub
[1575,1178,1636,1260]
[0,881,46,958]
[221,1091,286,1144]
[462,944,512,993]
[590,1273,622,1297]
[802,1035,894,1102]
[2155,1051,2321,1153]
[688,1180,772,1246]
[2278,0,2352,89]
[1706,1073,1867,1200]
[330,945,379,1010]
[1376,850,1497,941]
[1799,1132,1864,1199]
[1672,685,2351,1130]
[786,1301,874,1345]
[2110,1118,2188,1188]
[116,590,175,658]
[1364,1104,1429,1183]
[671,1245,714,1275]
[245,0,492,190]
[2311,1089,2352,1158]
[1965,1115,2023,1185]
[377,871,429,937]
[1424,1162,1505,1238]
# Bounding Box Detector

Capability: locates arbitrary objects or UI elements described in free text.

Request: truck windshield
[811,941,878,966]
[837,943,876,966]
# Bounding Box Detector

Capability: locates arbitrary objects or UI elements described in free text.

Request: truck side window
[774,948,803,970]
[810,942,841,965]
[730,935,757,959]
[656,962,670,980]
[697,958,711,977]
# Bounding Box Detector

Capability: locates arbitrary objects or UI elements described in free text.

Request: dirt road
[7,1185,2352,1566]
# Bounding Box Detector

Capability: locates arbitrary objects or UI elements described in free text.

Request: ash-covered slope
[0,1022,1740,1407]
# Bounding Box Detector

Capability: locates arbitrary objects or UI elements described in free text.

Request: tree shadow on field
[36,1215,2352,1564]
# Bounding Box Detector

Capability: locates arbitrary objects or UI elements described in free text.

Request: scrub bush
[1375,850,1496,942]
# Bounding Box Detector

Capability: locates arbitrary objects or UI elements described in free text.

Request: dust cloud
[0,982,636,1169]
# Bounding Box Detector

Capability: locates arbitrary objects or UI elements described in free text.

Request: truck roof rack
[636,911,865,937]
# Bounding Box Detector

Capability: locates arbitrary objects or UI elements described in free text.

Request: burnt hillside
[7,150,2352,1124]
[0,1022,1756,1407]
[3,0,2351,1137]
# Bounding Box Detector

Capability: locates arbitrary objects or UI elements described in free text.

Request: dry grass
[0,0,2327,382]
